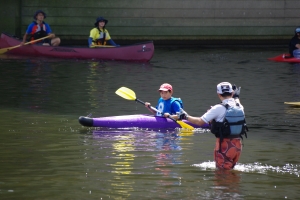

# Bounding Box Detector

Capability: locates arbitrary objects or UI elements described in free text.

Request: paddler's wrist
[185,114,189,120]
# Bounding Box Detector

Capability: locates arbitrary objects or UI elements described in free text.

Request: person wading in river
[167,82,248,170]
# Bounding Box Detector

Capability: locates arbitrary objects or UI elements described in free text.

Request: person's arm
[88,37,93,47]
[171,101,182,115]
[144,102,156,114]
[45,23,55,38]
[170,110,207,126]
[20,24,32,45]
[20,33,28,45]
[107,39,119,47]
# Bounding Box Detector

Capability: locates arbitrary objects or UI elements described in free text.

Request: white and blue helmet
[295,27,300,34]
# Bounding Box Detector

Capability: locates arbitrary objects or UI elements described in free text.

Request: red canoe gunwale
[0,33,154,62]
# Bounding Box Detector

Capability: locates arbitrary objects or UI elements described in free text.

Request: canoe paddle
[92,45,115,48]
[115,86,194,130]
[0,35,52,55]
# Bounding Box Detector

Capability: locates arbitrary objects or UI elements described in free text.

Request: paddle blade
[176,120,194,130]
[284,102,300,106]
[0,35,50,55]
[0,48,9,55]
[115,87,137,100]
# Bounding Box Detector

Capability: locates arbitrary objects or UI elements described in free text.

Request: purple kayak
[78,114,209,129]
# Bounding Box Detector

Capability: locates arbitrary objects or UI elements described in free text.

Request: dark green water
[0,47,300,199]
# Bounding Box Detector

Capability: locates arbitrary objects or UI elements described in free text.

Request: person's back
[171,82,248,170]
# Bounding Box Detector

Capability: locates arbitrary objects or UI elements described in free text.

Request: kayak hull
[78,114,209,129]
[0,33,154,62]
[268,54,300,63]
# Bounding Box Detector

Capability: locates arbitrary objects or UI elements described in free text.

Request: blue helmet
[34,10,46,19]
[295,27,300,34]
[94,16,108,27]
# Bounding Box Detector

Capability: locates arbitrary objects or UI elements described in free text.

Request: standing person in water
[168,82,248,170]
[88,16,119,47]
[21,10,60,46]
[145,83,183,117]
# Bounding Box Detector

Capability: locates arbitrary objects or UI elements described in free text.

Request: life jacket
[210,103,248,150]
[156,97,183,116]
[29,21,48,41]
[93,28,107,45]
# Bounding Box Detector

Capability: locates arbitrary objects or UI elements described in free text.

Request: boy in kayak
[145,83,183,117]
[289,27,300,58]
[168,82,248,170]
[21,10,60,46]
[88,17,119,47]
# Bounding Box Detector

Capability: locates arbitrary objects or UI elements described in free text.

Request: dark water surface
[0,47,300,199]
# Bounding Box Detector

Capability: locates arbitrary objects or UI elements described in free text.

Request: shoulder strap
[220,102,229,109]
[170,97,183,108]
[97,27,106,44]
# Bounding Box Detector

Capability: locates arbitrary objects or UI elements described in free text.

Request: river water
[0,46,299,199]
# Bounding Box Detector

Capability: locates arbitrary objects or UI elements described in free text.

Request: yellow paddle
[0,35,52,55]
[284,102,300,106]
[115,86,194,130]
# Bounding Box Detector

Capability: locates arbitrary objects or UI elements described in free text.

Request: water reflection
[92,129,187,193]
[22,59,52,113]
[212,170,242,198]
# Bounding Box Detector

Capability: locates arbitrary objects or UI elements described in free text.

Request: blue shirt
[156,97,183,116]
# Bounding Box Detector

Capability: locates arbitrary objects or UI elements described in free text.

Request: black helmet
[34,10,46,19]
[94,16,108,27]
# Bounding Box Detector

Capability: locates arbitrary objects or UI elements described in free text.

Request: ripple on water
[193,161,300,177]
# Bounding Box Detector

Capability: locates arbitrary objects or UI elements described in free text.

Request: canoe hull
[268,54,300,63]
[0,33,154,62]
[78,114,209,129]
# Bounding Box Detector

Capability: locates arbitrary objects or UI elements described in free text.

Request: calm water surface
[0,46,300,199]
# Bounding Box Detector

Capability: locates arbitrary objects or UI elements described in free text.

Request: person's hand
[49,33,55,38]
[232,84,241,99]
[20,41,25,46]
[176,108,189,120]
[145,102,151,108]
[163,113,170,118]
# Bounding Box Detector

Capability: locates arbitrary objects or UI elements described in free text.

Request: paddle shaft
[0,35,52,54]
[135,98,178,122]
[92,45,115,48]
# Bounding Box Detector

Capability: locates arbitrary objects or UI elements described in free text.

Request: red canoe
[268,54,300,63]
[0,33,154,62]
